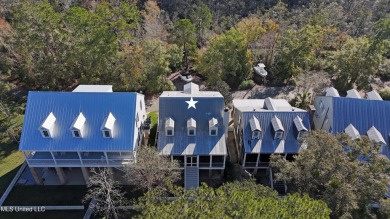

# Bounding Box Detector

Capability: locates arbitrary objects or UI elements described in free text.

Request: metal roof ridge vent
[249,115,261,131]
[70,112,86,138]
[264,97,275,110]
[293,116,307,132]
[367,126,386,145]
[325,87,340,97]
[39,112,56,138]
[101,112,116,138]
[271,115,284,131]
[346,89,361,99]
[367,90,383,101]
[344,124,360,140]
[183,82,199,94]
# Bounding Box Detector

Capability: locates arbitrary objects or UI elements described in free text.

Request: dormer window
[271,116,284,140]
[165,118,175,136]
[187,118,196,136]
[73,130,80,138]
[249,116,261,140]
[101,113,115,138]
[252,130,261,139]
[70,112,86,138]
[42,130,49,138]
[39,112,56,138]
[275,131,283,140]
[209,118,218,136]
[294,116,308,140]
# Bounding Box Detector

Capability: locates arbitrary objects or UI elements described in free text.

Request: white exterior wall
[313,96,334,132]
[132,94,147,151]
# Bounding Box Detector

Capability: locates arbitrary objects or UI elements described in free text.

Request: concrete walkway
[0,162,27,206]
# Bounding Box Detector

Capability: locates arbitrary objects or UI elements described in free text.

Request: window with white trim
[274,131,283,140]
[73,130,81,138]
[252,130,261,139]
[42,130,49,138]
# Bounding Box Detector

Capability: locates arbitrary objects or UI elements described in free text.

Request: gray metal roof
[326,87,340,97]
[233,98,305,112]
[271,115,284,131]
[249,116,261,131]
[346,89,361,99]
[367,90,383,100]
[183,82,199,94]
[367,126,386,145]
[72,85,113,92]
[264,97,275,110]
[157,96,226,156]
[344,124,360,140]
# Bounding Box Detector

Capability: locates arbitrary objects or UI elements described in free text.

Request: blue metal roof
[19,92,137,151]
[157,96,227,156]
[332,97,390,158]
[242,111,310,154]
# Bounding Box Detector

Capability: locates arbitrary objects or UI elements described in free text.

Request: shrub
[238,80,255,90]
[379,89,390,100]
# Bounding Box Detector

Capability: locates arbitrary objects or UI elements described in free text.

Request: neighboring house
[19,85,146,185]
[313,87,390,158]
[233,98,310,170]
[157,83,229,190]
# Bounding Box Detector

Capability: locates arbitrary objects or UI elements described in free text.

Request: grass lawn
[3,185,88,206]
[147,111,158,146]
[0,141,24,197]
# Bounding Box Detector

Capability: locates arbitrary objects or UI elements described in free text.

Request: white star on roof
[186,97,198,109]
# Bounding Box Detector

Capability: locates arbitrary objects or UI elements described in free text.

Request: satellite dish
[254,63,267,77]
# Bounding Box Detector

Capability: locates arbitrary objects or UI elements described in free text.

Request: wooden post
[30,167,43,185]
[81,167,90,185]
[55,167,66,185]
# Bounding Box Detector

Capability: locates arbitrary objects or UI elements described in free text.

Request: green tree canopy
[329,36,385,93]
[271,131,390,218]
[197,28,251,89]
[172,19,197,68]
[2,0,140,90]
[135,180,331,219]
[189,2,212,45]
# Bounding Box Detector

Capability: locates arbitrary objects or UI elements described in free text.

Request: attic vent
[325,87,340,97]
[183,82,199,94]
[187,118,196,136]
[344,124,360,140]
[346,89,361,99]
[249,116,262,139]
[101,112,116,138]
[209,117,218,136]
[70,112,86,138]
[367,126,386,146]
[271,115,284,140]
[39,112,56,138]
[367,90,382,101]
[165,118,175,136]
